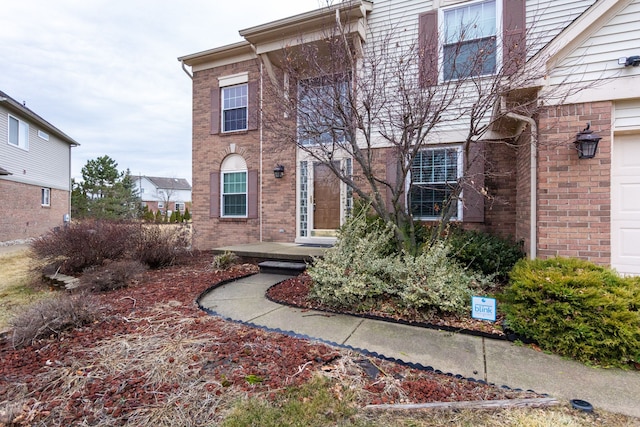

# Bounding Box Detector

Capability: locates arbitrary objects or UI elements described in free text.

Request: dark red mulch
[0,253,536,425]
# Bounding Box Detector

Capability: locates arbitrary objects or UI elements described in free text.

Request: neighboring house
[179,0,640,274]
[133,176,192,216]
[0,90,79,242]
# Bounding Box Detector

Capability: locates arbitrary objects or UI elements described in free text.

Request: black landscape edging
[196,276,545,398]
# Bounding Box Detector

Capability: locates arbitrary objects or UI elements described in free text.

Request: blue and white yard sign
[471,296,496,322]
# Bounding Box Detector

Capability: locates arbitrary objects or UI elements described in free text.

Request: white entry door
[611,134,640,275]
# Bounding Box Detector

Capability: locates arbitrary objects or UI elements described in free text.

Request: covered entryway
[611,134,640,275]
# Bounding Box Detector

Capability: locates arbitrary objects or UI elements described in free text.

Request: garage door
[611,134,640,275]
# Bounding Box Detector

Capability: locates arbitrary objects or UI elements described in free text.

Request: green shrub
[308,210,492,315]
[399,242,492,315]
[447,228,525,281]
[10,293,101,348]
[308,210,402,309]
[501,257,640,367]
[79,260,147,292]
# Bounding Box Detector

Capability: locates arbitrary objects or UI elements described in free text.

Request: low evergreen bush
[501,257,640,367]
[447,228,525,281]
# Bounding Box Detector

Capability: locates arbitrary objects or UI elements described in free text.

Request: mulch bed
[0,253,537,425]
[267,272,507,339]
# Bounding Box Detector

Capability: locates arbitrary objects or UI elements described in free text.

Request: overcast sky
[0,0,323,184]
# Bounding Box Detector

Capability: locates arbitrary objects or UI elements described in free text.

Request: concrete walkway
[199,273,640,418]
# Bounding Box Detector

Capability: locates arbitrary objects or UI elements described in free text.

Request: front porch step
[258,260,307,276]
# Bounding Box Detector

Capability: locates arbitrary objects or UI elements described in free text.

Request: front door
[313,162,341,230]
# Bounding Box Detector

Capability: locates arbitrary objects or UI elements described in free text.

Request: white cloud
[0,0,323,183]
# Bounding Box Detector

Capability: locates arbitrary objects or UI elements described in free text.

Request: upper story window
[222,84,248,132]
[409,147,462,219]
[442,0,497,81]
[8,114,29,150]
[297,75,349,146]
[37,130,49,141]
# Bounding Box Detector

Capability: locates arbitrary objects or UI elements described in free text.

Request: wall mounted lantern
[575,123,601,159]
[273,164,285,179]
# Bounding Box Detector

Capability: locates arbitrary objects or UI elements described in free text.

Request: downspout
[180,60,193,80]
[504,111,537,260]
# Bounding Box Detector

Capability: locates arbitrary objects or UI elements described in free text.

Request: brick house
[133,176,192,216]
[180,0,640,274]
[0,90,79,242]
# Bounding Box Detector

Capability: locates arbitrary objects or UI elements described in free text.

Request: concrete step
[258,260,307,276]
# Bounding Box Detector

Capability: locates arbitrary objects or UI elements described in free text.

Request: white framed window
[41,188,51,207]
[37,130,49,141]
[409,147,462,219]
[442,0,498,81]
[158,202,164,209]
[175,202,185,212]
[297,75,349,145]
[221,84,248,132]
[220,154,248,218]
[8,114,29,150]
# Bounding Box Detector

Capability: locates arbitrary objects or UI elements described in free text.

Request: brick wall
[536,101,612,264]
[191,60,297,250]
[515,127,532,254]
[483,141,518,239]
[0,180,68,242]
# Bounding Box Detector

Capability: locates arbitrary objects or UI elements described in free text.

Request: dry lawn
[0,249,52,330]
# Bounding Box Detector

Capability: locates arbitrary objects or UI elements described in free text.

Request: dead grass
[0,249,53,330]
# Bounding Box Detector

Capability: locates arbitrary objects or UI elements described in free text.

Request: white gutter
[505,112,537,259]
[180,60,193,80]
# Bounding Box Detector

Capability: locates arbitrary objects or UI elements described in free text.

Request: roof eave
[0,96,80,147]
[178,41,255,67]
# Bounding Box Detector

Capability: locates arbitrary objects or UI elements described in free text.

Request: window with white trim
[442,0,497,81]
[220,154,247,217]
[41,188,51,207]
[8,115,29,150]
[175,202,185,212]
[297,75,349,145]
[409,147,462,219]
[222,84,248,132]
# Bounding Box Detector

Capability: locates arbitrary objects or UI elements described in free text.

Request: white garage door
[611,134,640,275]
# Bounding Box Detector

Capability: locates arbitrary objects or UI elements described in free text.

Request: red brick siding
[0,180,69,241]
[536,101,612,264]
[191,60,297,250]
[515,127,532,254]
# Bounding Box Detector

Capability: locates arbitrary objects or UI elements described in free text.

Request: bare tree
[262,3,590,253]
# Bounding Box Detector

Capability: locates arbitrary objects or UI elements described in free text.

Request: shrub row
[31,220,190,274]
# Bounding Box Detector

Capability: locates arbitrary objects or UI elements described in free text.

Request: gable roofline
[178,41,255,68]
[531,0,632,72]
[239,0,372,50]
[178,0,372,67]
[0,90,80,147]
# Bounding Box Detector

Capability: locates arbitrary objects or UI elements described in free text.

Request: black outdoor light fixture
[273,164,285,179]
[575,123,602,159]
